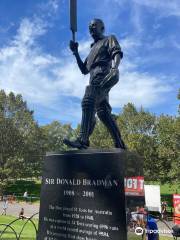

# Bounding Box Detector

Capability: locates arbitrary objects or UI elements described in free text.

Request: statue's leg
[97,100,126,149]
[63,86,96,149]
[79,91,96,145]
[88,114,96,136]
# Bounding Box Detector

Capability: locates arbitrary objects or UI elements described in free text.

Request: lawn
[0,216,174,240]
[0,215,38,240]
[160,182,180,195]
[160,237,173,240]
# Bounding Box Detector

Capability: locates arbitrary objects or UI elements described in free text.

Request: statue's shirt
[84,35,122,85]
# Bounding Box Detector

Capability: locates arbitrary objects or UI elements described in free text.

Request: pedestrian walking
[23,191,28,202]
[1,199,8,215]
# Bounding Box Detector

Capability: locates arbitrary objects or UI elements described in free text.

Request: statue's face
[89,20,104,39]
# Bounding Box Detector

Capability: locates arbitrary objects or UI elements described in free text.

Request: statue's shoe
[63,138,89,149]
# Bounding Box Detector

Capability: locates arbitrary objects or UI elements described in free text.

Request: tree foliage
[178,88,180,114]
[41,121,75,152]
[0,90,44,193]
[1,89,179,193]
[90,102,179,184]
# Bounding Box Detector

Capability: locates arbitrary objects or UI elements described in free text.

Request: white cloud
[0,16,89,123]
[110,71,172,108]
[0,2,176,125]
[38,0,59,16]
[91,0,127,32]
[14,18,46,46]
[130,2,144,33]
[120,37,141,56]
[171,38,180,50]
[133,0,180,17]
[49,0,59,12]
[109,35,174,108]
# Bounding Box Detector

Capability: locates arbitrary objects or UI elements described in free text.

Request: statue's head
[89,19,105,40]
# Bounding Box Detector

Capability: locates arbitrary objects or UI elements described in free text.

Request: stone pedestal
[37,149,127,240]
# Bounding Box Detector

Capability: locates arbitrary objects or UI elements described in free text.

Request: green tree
[0,117,24,194]
[90,120,113,149]
[178,88,180,114]
[82,102,180,183]
[117,103,159,180]
[42,121,75,152]
[155,115,180,183]
[0,90,44,194]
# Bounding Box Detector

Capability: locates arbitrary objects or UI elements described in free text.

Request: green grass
[160,237,173,240]
[0,215,38,240]
[160,183,180,195]
[0,216,173,240]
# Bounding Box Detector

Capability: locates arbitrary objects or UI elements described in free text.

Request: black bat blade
[70,0,77,33]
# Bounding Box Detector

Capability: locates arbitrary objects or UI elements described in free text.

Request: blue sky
[0,0,179,127]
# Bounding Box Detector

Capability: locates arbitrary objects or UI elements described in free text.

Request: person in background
[1,198,8,215]
[131,206,139,227]
[161,201,167,220]
[138,206,146,227]
[23,191,28,202]
[19,208,26,220]
[146,215,159,240]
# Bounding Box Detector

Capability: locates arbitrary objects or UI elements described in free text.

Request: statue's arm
[108,35,123,69]
[69,40,89,75]
[100,37,123,90]
[112,53,121,69]
[74,52,89,75]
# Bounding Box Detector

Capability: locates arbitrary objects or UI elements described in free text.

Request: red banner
[173,194,180,224]
[124,176,144,196]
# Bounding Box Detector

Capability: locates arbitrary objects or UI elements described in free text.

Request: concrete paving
[0,201,40,219]
[156,220,174,238]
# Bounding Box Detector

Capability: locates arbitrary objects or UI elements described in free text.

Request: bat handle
[72,31,75,42]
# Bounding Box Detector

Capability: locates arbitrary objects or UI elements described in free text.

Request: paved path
[156,219,174,238]
[0,201,40,219]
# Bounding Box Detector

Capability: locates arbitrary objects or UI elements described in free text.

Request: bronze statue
[64,19,126,149]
